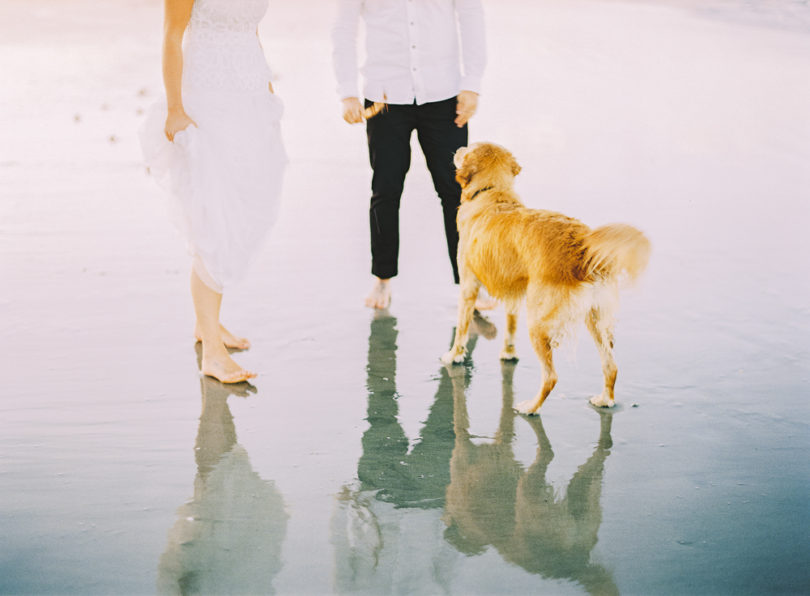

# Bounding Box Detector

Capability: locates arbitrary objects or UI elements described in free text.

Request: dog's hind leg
[441,276,480,365]
[515,290,562,415]
[500,299,520,361]
[514,325,556,415]
[586,306,617,408]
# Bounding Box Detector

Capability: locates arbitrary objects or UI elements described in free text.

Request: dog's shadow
[443,362,619,596]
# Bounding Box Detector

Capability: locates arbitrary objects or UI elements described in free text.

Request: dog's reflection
[157,347,288,595]
[444,361,619,596]
[332,312,490,593]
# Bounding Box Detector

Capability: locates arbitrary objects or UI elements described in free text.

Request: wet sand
[1,0,809,594]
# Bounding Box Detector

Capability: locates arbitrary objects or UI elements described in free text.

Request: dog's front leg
[441,279,479,365]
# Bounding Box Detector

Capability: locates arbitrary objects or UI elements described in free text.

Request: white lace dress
[140,0,286,292]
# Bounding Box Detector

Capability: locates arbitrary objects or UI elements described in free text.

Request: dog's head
[454,142,522,191]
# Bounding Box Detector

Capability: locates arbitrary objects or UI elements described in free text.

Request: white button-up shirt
[332,0,486,105]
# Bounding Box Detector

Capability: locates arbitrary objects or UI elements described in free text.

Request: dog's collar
[468,185,494,201]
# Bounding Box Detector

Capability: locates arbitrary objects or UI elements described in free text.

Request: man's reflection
[444,361,619,596]
[157,349,288,595]
[358,313,472,507]
[334,314,617,594]
[332,312,483,593]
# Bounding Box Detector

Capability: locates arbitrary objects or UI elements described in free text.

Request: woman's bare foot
[201,347,256,384]
[195,323,250,350]
[365,278,391,309]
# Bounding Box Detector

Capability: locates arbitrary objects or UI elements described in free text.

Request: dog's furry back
[460,194,650,298]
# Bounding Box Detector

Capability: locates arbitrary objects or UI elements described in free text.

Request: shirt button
[411,45,416,49]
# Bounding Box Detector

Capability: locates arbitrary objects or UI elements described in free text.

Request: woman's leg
[191,269,255,383]
[194,322,251,350]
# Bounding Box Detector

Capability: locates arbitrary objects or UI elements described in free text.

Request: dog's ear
[510,156,521,177]
[455,158,476,189]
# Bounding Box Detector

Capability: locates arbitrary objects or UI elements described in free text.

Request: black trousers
[365,96,468,284]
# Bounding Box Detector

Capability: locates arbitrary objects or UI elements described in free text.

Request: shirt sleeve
[455,0,487,94]
[331,0,363,99]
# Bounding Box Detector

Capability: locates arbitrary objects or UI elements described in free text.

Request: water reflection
[157,347,288,595]
[332,312,483,592]
[445,361,618,595]
[335,314,617,594]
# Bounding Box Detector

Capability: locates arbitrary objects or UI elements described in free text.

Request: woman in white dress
[141,0,286,383]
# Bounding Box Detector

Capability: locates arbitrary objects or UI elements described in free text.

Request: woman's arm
[162,0,196,141]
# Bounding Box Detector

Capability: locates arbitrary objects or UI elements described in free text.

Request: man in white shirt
[332,0,486,309]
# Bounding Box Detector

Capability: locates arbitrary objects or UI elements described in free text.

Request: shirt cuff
[459,75,482,95]
[337,80,360,100]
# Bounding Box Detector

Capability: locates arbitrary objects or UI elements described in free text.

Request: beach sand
[1,0,809,593]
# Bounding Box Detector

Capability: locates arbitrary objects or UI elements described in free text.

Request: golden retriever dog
[441,142,650,414]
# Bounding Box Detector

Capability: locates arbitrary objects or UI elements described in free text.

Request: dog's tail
[583,223,651,283]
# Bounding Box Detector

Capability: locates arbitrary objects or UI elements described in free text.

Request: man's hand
[341,97,364,124]
[455,90,479,128]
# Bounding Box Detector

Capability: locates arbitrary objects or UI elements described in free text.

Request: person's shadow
[443,360,619,596]
[331,311,491,593]
[156,345,288,595]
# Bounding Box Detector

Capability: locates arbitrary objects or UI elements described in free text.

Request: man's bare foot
[365,278,391,309]
[201,348,256,384]
[195,323,250,350]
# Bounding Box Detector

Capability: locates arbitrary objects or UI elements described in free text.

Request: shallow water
[1,0,809,594]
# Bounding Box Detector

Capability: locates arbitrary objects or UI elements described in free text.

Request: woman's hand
[164,107,197,142]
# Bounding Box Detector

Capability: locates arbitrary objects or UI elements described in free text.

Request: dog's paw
[500,346,519,361]
[589,394,615,408]
[514,400,540,416]
[441,348,465,365]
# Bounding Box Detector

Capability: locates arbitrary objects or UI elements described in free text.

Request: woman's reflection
[157,347,288,595]
[444,361,619,596]
[332,312,485,593]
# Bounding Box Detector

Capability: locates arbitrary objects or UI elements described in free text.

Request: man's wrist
[459,75,483,94]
